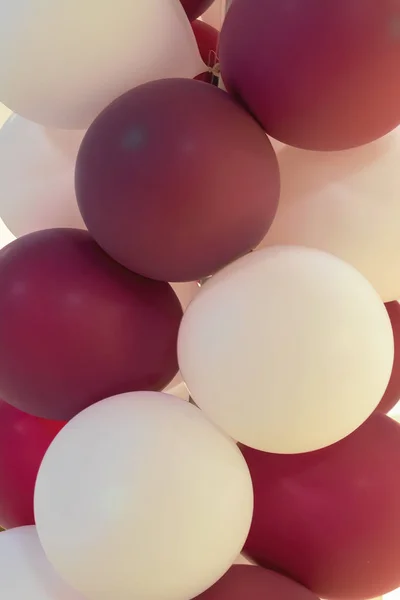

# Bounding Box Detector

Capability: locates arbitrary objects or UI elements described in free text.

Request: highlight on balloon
[0,1,399,600]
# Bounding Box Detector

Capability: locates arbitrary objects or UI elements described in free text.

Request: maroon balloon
[219,0,400,151]
[192,20,219,83]
[194,565,319,600]
[0,229,182,420]
[180,0,215,21]
[241,413,400,599]
[76,78,280,282]
[376,302,400,414]
[0,400,65,529]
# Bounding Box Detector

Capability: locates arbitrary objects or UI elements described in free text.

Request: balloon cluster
[0,1,400,600]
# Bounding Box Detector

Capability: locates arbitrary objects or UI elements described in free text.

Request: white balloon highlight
[0,0,204,128]
[0,526,84,600]
[35,392,253,600]
[260,126,400,301]
[178,246,394,454]
[0,115,85,237]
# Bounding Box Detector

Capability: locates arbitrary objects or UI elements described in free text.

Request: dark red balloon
[194,565,319,600]
[376,302,400,414]
[180,0,215,21]
[192,20,219,83]
[0,229,182,420]
[76,78,280,282]
[0,400,65,529]
[241,413,400,599]
[219,0,400,151]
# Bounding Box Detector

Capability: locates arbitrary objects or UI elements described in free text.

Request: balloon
[376,302,400,414]
[0,115,85,237]
[192,20,219,83]
[0,400,64,529]
[178,246,394,453]
[194,565,320,600]
[0,229,182,420]
[0,0,204,129]
[35,392,253,600]
[259,126,400,302]
[181,0,216,21]
[241,412,400,599]
[0,526,85,599]
[219,0,400,150]
[76,78,280,282]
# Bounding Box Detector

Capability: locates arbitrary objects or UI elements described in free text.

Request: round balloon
[0,526,85,600]
[76,78,280,282]
[259,126,400,302]
[219,0,400,150]
[35,392,253,600]
[0,400,64,529]
[0,0,204,128]
[0,115,85,237]
[181,0,215,21]
[178,246,394,453]
[241,413,400,599]
[194,565,320,600]
[0,229,182,420]
[376,302,400,414]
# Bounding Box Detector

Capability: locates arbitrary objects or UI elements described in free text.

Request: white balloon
[0,526,84,600]
[178,246,394,454]
[0,0,204,129]
[35,392,253,600]
[260,126,400,301]
[0,115,85,237]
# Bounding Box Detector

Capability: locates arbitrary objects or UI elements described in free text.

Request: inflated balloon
[241,413,400,599]
[0,115,85,237]
[260,126,400,301]
[0,229,182,420]
[181,0,215,21]
[376,302,400,414]
[76,78,280,282]
[0,0,204,128]
[0,526,85,600]
[194,565,320,600]
[219,0,400,150]
[35,393,253,600]
[192,20,219,82]
[0,401,64,529]
[178,246,394,453]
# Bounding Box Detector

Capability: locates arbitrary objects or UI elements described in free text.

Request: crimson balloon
[0,229,182,420]
[0,400,64,529]
[219,0,400,150]
[76,78,280,282]
[194,565,319,600]
[241,413,400,599]
[376,302,400,413]
[180,0,215,21]
[192,20,219,83]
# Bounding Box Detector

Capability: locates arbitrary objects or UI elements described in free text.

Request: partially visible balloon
[192,20,219,82]
[259,126,400,302]
[220,0,400,150]
[376,302,400,414]
[194,565,320,600]
[0,229,182,420]
[0,400,64,529]
[76,78,280,282]
[178,246,394,453]
[35,393,253,600]
[0,526,85,600]
[0,0,204,128]
[0,115,85,238]
[181,0,216,21]
[241,413,400,599]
